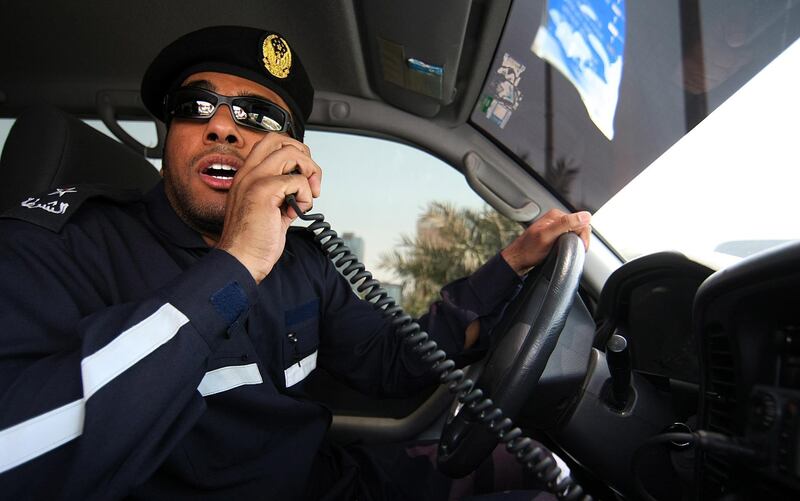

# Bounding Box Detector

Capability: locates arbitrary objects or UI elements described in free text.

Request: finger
[242,133,310,174]
[281,150,322,198]
[538,210,580,239]
[240,135,282,173]
[280,134,311,157]
[257,132,310,158]
[560,212,592,250]
[279,176,313,219]
[261,148,322,198]
[559,211,591,233]
[577,224,591,251]
[238,147,322,198]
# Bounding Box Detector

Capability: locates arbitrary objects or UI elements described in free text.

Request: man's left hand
[500,209,591,276]
[463,209,591,348]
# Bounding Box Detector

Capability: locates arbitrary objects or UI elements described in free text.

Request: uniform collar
[144,181,210,249]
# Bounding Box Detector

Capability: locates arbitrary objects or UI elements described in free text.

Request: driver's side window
[303,130,519,315]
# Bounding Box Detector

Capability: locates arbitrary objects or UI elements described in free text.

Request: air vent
[701,325,740,496]
[706,330,738,433]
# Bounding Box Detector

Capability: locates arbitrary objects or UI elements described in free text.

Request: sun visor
[362,0,471,117]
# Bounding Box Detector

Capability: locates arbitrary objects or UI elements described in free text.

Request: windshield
[472,0,800,268]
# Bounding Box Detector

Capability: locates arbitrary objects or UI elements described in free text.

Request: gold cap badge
[262,34,292,79]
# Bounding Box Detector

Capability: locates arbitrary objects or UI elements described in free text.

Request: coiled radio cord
[287,196,590,501]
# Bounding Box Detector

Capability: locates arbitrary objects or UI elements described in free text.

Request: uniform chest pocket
[282,298,320,388]
[199,328,269,398]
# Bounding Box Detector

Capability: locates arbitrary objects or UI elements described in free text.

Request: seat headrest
[0,106,161,212]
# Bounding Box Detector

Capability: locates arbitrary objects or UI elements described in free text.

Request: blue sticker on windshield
[532,0,626,139]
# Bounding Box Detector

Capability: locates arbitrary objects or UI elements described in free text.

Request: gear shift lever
[606,332,632,410]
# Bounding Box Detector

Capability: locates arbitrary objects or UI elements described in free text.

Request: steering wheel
[437,231,585,477]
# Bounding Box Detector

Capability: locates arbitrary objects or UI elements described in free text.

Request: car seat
[0,105,161,212]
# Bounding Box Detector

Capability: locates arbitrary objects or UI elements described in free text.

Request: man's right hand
[216,133,322,284]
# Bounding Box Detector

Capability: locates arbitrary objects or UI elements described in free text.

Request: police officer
[0,26,591,499]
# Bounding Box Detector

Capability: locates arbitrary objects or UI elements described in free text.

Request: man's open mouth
[202,164,238,180]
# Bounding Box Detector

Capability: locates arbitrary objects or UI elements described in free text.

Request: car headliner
[0,0,512,128]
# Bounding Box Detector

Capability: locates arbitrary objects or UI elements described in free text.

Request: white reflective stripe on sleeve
[0,399,84,474]
[284,350,318,388]
[81,303,189,399]
[0,303,190,474]
[197,363,263,397]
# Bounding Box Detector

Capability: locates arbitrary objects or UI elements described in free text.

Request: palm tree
[380,202,520,316]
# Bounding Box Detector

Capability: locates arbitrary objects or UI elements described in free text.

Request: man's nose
[203,104,242,145]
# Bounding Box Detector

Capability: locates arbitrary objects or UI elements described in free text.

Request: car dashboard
[544,241,800,500]
[695,240,800,499]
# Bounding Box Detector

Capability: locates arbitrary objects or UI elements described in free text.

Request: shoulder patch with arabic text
[0,184,143,233]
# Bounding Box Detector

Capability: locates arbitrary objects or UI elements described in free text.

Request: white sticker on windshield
[480,53,526,129]
[531,0,626,140]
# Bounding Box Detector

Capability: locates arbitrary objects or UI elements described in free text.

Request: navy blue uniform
[0,183,521,500]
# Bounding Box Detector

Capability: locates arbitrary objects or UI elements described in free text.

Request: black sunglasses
[164,87,296,137]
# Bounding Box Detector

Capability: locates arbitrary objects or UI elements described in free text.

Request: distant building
[338,232,402,306]
[340,232,367,294]
[341,232,365,263]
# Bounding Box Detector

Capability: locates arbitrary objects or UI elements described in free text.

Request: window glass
[303,131,519,314]
[594,39,800,265]
[473,0,799,268]
[473,0,799,212]
[0,118,162,170]
[0,119,14,152]
[84,120,162,170]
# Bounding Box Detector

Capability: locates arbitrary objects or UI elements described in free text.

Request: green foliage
[380,202,520,317]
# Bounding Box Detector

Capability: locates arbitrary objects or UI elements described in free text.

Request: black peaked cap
[141,26,313,140]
